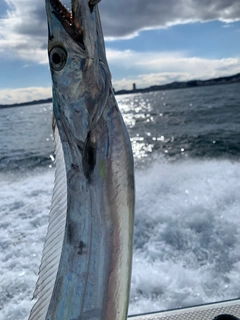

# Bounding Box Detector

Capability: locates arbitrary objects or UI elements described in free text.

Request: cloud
[106,49,240,90]
[2,50,240,104]
[1,0,239,104]
[99,0,240,38]
[0,0,240,61]
[0,0,48,63]
[0,87,52,105]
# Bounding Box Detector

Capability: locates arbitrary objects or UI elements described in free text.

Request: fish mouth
[48,0,99,47]
[49,0,73,26]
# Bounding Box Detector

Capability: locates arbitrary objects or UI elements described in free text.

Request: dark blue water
[0,83,239,172]
[0,104,53,171]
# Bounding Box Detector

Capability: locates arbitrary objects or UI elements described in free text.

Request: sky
[0,0,240,104]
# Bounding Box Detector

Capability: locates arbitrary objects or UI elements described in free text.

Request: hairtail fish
[28,0,135,319]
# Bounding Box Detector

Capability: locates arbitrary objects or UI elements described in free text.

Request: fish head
[46,0,111,143]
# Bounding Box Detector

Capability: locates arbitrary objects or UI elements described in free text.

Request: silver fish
[28,0,135,319]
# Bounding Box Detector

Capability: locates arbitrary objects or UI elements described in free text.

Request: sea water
[0,83,240,319]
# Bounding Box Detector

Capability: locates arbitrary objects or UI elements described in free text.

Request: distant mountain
[1,73,240,108]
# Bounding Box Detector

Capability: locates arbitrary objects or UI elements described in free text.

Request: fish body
[28,1,135,320]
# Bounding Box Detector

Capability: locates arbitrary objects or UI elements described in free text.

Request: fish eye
[49,46,67,71]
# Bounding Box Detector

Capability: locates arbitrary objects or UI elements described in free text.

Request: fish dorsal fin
[28,123,67,320]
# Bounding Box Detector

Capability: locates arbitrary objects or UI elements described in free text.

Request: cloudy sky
[0,0,240,104]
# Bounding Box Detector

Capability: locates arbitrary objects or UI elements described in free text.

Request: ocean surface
[1,83,240,319]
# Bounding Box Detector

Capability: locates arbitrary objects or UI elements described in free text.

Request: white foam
[1,158,240,319]
[0,169,54,320]
[130,158,240,314]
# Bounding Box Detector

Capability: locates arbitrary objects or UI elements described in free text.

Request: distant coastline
[1,73,240,109]
[0,98,53,109]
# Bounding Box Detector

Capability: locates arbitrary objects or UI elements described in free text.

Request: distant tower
[133,83,136,91]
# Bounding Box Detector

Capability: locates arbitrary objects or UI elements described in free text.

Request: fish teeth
[49,0,73,26]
